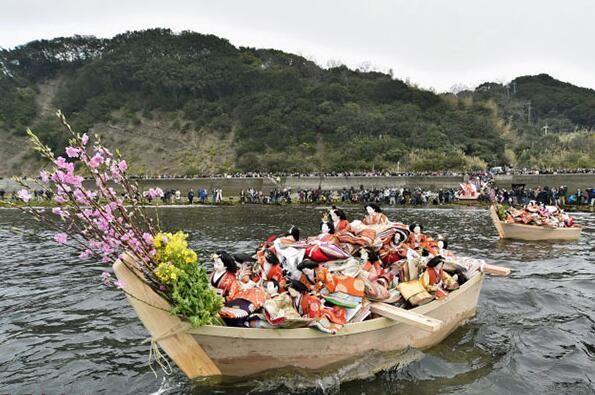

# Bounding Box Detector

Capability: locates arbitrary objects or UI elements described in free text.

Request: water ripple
[0,206,593,394]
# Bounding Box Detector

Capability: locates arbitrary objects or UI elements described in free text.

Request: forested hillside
[1,29,593,176]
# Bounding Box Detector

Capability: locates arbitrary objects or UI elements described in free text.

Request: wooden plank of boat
[114,250,485,379]
[489,205,582,241]
[113,257,222,379]
[369,303,443,332]
[189,273,484,377]
[489,205,506,238]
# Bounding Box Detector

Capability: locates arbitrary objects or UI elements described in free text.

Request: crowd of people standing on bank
[117,167,594,179]
[490,185,595,207]
[3,183,594,207]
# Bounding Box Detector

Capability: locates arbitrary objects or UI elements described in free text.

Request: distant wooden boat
[489,205,582,241]
[113,257,485,380]
[456,193,480,201]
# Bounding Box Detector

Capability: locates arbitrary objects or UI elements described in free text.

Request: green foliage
[2,31,594,173]
[170,263,224,327]
[153,231,224,326]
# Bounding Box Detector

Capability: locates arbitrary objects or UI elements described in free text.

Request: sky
[1,0,594,92]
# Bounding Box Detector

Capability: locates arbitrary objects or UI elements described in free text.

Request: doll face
[265,281,278,296]
[414,225,421,234]
[321,223,330,234]
[360,249,369,261]
[366,206,375,215]
[330,210,339,222]
[437,240,444,249]
[303,267,314,277]
[213,257,225,272]
[288,287,299,298]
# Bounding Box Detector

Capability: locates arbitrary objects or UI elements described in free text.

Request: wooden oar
[113,257,221,379]
[370,302,443,332]
[481,263,512,276]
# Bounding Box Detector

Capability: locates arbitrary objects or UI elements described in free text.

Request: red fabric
[336,219,351,233]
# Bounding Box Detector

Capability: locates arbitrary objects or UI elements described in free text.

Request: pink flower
[118,160,128,172]
[113,280,125,289]
[63,173,84,188]
[51,170,65,183]
[73,189,88,204]
[55,156,68,169]
[101,271,112,286]
[142,233,154,245]
[89,153,104,169]
[79,249,93,259]
[53,233,68,244]
[17,189,32,202]
[52,207,70,218]
[65,146,81,158]
[39,170,50,183]
[54,195,67,204]
[81,133,89,146]
[143,187,164,200]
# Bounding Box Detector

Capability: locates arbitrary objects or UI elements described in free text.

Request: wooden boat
[456,193,480,201]
[489,205,582,241]
[113,257,485,380]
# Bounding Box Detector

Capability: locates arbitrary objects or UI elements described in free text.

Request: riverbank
[2,173,593,196]
[2,197,594,213]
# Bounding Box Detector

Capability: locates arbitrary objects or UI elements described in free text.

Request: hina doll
[304,221,350,262]
[362,203,389,225]
[286,280,347,327]
[219,282,269,327]
[210,251,240,301]
[378,228,410,265]
[358,248,393,301]
[330,208,351,233]
[296,259,334,293]
[419,255,459,298]
[261,250,286,290]
[406,223,430,252]
[273,225,305,280]
[287,279,324,319]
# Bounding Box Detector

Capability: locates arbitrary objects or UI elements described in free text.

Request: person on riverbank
[187,189,194,204]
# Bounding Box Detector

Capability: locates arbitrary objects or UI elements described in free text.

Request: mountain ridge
[1,29,593,176]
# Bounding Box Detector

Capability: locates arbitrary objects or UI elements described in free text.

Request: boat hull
[489,205,581,241]
[189,273,483,377]
[113,258,484,379]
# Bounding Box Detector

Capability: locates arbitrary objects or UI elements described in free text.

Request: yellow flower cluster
[152,231,198,285]
[154,261,184,285]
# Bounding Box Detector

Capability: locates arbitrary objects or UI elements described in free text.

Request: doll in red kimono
[261,249,286,290]
[420,255,459,299]
[362,203,389,225]
[330,208,351,233]
[379,228,410,265]
[210,250,240,301]
[287,279,347,325]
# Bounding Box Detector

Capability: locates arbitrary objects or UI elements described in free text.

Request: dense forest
[1,29,593,176]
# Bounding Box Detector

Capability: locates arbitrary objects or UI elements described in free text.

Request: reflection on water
[0,206,593,394]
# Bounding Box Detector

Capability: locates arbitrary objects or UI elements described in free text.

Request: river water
[0,206,593,394]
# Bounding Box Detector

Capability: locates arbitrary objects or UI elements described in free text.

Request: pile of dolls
[502,201,575,227]
[456,182,479,199]
[209,204,486,333]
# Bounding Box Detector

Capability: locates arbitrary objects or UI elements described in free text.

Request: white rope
[147,340,173,378]
[142,323,189,377]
